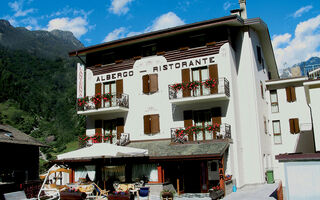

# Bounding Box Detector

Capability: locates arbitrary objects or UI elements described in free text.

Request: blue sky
[1,0,320,70]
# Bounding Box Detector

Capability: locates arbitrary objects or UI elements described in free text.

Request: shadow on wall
[295,131,315,153]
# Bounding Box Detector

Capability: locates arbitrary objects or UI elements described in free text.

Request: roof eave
[69,15,244,57]
[245,18,279,79]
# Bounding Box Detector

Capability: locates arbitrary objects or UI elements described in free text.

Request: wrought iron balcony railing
[168,77,230,100]
[171,123,231,144]
[77,93,129,111]
[79,133,130,148]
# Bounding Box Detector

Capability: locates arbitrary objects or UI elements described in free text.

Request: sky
[1,0,320,71]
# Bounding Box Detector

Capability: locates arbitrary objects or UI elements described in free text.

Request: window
[192,67,209,96]
[289,118,300,134]
[286,86,296,102]
[264,116,268,134]
[260,81,264,99]
[257,46,262,64]
[144,114,160,134]
[193,110,212,141]
[103,120,117,144]
[142,44,157,57]
[270,90,279,113]
[272,120,282,144]
[142,74,158,94]
[103,81,116,107]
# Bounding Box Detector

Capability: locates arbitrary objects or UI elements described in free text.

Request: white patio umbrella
[57,143,148,160]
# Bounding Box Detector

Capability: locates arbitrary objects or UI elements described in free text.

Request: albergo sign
[95,55,215,83]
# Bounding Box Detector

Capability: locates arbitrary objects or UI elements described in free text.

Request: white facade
[266,77,315,186]
[74,22,281,189]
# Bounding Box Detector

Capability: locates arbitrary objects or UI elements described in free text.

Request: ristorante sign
[95,55,215,83]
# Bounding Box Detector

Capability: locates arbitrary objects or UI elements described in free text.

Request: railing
[171,123,231,143]
[77,93,129,111]
[168,77,230,100]
[79,133,130,148]
[116,133,130,146]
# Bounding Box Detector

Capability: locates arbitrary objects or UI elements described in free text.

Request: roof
[276,153,320,162]
[69,15,278,79]
[127,140,229,160]
[69,15,242,57]
[0,124,45,147]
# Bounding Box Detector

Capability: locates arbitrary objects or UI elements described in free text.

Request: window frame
[272,120,282,144]
[270,90,279,113]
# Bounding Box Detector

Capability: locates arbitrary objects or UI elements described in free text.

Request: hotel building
[61,2,294,195]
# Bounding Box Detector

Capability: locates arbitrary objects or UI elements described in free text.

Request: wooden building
[0,124,45,199]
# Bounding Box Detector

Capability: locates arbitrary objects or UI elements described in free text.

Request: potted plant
[185,80,201,91]
[160,190,175,199]
[103,93,113,102]
[77,96,89,110]
[171,83,185,91]
[90,93,102,108]
[202,78,217,89]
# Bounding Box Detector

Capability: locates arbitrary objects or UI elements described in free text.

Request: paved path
[136,182,280,200]
[223,182,279,200]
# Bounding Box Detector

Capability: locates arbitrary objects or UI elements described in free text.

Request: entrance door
[183,161,201,193]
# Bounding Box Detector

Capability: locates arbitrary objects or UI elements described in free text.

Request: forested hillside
[0,46,85,163]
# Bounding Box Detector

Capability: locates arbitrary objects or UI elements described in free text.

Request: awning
[57,143,148,160]
[127,140,229,160]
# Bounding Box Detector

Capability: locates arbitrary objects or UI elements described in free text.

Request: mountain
[0,19,84,59]
[0,22,86,164]
[280,57,320,78]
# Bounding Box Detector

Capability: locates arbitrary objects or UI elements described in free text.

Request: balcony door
[103,81,116,107]
[104,120,117,144]
[193,110,212,141]
[192,67,210,96]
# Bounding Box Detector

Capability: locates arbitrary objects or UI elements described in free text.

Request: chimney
[239,0,247,19]
[230,0,247,19]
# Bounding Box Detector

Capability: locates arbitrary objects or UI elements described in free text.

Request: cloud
[293,5,313,18]
[223,2,231,11]
[102,12,184,42]
[272,14,320,69]
[146,12,185,32]
[8,0,35,17]
[109,0,134,15]
[47,17,88,38]
[102,27,126,42]
[272,33,292,48]
[20,17,41,29]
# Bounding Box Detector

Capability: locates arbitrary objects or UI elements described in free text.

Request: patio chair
[93,183,109,199]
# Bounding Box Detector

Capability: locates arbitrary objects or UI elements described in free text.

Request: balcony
[79,133,130,147]
[170,123,231,144]
[168,77,230,105]
[77,93,129,115]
